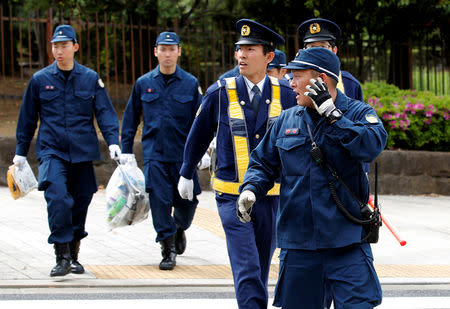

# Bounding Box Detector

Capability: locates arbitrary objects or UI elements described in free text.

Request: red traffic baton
[369,194,407,246]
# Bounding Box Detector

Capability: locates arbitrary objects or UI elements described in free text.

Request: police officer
[120,31,202,271]
[237,47,387,308]
[178,19,297,308]
[266,49,287,80]
[13,25,121,277]
[298,18,363,101]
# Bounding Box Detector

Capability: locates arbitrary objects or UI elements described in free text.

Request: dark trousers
[144,160,200,242]
[273,243,382,309]
[38,156,97,244]
[216,193,277,309]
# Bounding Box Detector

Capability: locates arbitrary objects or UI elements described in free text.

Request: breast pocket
[141,92,160,122]
[276,135,308,176]
[172,94,193,119]
[39,90,61,103]
[74,90,95,115]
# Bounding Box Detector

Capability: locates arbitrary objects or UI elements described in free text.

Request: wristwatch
[326,108,343,124]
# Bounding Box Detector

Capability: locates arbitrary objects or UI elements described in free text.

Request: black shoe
[175,228,186,255]
[159,235,177,270]
[50,242,71,277]
[69,240,85,274]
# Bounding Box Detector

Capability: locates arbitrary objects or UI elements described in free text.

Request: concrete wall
[1,137,448,195]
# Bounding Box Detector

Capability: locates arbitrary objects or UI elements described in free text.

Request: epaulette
[204,79,226,97]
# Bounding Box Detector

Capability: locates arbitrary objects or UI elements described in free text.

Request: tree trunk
[388,38,412,90]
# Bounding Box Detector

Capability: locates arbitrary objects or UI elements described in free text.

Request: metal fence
[0,6,448,107]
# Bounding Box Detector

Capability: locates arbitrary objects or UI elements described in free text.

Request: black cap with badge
[235,19,285,49]
[297,18,341,44]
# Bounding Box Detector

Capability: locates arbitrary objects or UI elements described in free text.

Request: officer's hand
[178,176,194,201]
[197,152,211,170]
[13,155,27,170]
[119,153,137,166]
[237,190,256,223]
[109,144,122,160]
[304,77,335,117]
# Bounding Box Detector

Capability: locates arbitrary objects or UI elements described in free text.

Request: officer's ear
[177,45,181,56]
[73,42,79,52]
[332,45,338,55]
[265,51,275,65]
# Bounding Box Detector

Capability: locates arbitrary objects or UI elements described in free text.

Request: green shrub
[363,81,450,151]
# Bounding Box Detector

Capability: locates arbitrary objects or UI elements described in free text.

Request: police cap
[155,31,180,46]
[297,18,341,44]
[235,19,284,49]
[267,49,286,70]
[284,47,340,82]
[51,25,78,43]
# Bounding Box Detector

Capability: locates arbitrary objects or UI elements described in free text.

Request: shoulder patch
[98,78,105,88]
[198,86,203,95]
[365,114,379,123]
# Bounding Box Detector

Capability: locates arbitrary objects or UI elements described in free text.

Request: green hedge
[363,82,450,151]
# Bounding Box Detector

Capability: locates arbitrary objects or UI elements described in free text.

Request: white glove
[178,176,194,201]
[197,152,211,170]
[109,144,121,160]
[304,77,335,117]
[13,155,27,170]
[237,190,256,223]
[119,153,137,166]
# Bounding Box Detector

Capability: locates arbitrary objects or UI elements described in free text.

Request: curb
[1,278,450,289]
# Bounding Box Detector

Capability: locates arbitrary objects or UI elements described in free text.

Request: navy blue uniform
[180,75,296,308]
[16,60,119,244]
[121,65,202,242]
[341,70,363,102]
[218,65,240,80]
[240,91,387,308]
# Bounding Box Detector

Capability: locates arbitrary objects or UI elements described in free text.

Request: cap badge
[166,34,170,38]
[309,23,321,34]
[241,25,250,36]
[59,31,63,35]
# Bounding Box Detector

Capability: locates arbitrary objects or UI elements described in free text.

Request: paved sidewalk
[0,186,449,288]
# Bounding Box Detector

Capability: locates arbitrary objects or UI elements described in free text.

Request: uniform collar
[334,89,349,112]
[50,59,81,76]
[155,65,182,80]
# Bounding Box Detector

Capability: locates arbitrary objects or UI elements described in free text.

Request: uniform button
[266,99,270,104]
[255,134,260,139]
[240,101,245,105]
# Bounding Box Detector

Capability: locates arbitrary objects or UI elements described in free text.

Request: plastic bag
[6,161,38,200]
[105,157,149,230]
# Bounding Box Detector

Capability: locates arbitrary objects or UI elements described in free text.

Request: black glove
[304,77,336,117]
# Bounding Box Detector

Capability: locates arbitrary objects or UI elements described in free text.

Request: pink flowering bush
[363,82,449,151]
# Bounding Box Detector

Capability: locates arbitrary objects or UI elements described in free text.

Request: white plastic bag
[105,157,149,230]
[7,161,38,200]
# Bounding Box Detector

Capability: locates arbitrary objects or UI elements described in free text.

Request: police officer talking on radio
[14,25,121,277]
[237,47,387,308]
[120,31,203,271]
[178,19,296,308]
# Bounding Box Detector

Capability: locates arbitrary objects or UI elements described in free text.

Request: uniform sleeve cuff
[180,162,196,180]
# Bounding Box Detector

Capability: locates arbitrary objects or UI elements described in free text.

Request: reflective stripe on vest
[212,76,281,196]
